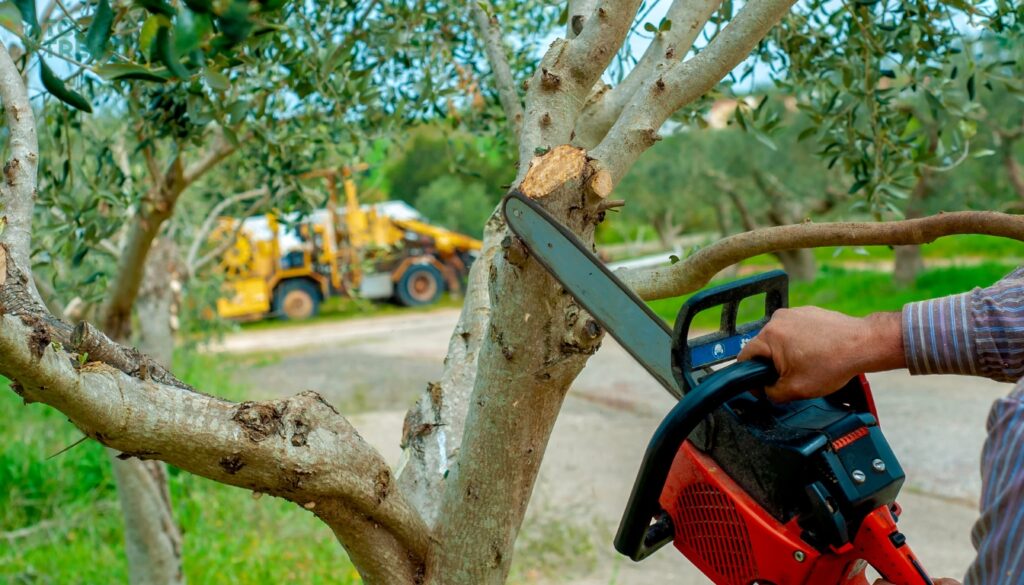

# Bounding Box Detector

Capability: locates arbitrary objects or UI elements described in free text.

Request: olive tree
[1,1,1023,584]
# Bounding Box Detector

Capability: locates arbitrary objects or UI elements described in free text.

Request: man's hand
[737,307,905,402]
[874,579,960,585]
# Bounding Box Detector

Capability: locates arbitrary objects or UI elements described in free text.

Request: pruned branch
[619,211,1024,300]
[471,2,524,139]
[515,0,643,177]
[574,0,723,148]
[591,0,798,183]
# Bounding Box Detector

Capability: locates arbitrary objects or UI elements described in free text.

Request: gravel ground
[223,309,1010,584]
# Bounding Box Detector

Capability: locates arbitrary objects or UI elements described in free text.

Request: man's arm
[738,266,1024,402]
[904,267,1024,383]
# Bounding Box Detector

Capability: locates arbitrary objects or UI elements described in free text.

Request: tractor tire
[394,264,444,307]
[274,279,321,320]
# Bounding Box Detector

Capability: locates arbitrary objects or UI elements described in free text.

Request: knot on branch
[561,303,603,356]
[500,235,530,268]
[233,401,287,443]
[70,322,192,390]
[540,68,561,91]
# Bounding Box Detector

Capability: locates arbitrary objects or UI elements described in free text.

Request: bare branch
[0,305,430,583]
[619,211,1024,300]
[0,41,43,306]
[183,130,240,185]
[591,0,797,183]
[574,0,723,148]
[185,187,271,274]
[471,2,524,139]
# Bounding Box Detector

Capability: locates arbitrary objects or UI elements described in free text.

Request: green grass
[648,262,1016,329]
[0,354,360,584]
[732,234,1023,267]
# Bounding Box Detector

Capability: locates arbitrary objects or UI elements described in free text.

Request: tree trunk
[108,239,185,585]
[893,170,932,287]
[892,244,923,287]
[425,147,605,584]
[773,248,816,281]
[651,208,681,250]
[1004,143,1024,201]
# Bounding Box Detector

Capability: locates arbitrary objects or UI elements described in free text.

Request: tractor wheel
[394,264,444,307]
[274,279,321,320]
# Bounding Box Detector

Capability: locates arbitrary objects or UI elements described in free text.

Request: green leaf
[40,60,92,113]
[136,0,174,17]
[669,254,680,265]
[152,25,190,79]
[796,127,816,141]
[848,179,868,194]
[659,18,672,32]
[12,0,35,31]
[972,148,996,158]
[966,74,976,101]
[183,0,213,12]
[95,63,171,82]
[643,21,657,33]
[221,126,240,147]
[205,70,230,91]
[85,0,114,59]
[0,2,22,34]
[140,14,164,60]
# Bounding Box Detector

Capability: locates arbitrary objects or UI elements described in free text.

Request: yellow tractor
[213,166,482,320]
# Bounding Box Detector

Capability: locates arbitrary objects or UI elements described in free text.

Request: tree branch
[590,0,797,183]
[471,2,524,140]
[516,0,643,178]
[185,187,271,274]
[619,211,1024,300]
[182,130,240,185]
[0,41,43,307]
[574,0,723,148]
[0,296,429,583]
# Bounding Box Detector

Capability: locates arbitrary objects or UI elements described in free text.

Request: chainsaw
[503,191,933,585]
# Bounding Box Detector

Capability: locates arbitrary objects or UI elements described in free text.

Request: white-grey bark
[397,209,502,527]
[109,455,185,585]
[574,0,723,148]
[471,3,524,139]
[0,41,43,307]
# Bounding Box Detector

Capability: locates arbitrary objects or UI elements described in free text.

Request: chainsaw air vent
[671,482,756,585]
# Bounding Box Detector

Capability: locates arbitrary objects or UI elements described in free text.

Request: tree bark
[775,249,817,281]
[893,171,932,287]
[426,146,605,584]
[1003,144,1024,201]
[109,238,185,585]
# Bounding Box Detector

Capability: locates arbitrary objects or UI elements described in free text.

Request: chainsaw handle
[672,270,788,393]
[614,359,779,561]
[852,507,934,585]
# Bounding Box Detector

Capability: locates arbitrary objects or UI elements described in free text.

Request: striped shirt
[903,266,1024,584]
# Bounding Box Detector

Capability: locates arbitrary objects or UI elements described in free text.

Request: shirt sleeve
[964,381,1024,585]
[902,267,1024,383]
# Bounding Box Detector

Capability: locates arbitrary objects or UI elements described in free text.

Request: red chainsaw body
[659,375,931,585]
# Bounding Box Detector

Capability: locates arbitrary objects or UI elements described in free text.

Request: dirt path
[220,310,1007,584]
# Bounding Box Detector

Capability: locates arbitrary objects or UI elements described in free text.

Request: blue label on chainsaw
[690,328,761,369]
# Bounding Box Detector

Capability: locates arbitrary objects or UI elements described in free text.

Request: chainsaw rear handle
[614,359,779,561]
[672,270,788,393]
